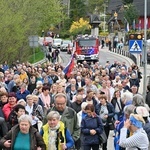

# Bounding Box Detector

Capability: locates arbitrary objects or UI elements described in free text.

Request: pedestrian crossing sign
[129,40,142,53]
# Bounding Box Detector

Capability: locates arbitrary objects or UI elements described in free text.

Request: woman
[95,94,115,150]
[119,113,149,150]
[0,92,8,108]
[50,83,58,104]
[114,105,135,150]
[40,111,74,150]
[111,90,125,121]
[81,104,103,150]
[38,85,51,115]
[0,114,46,150]
[7,104,26,130]
[25,95,43,130]
[2,92,17,121]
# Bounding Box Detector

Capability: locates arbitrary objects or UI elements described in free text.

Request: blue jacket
[81,115,103,145]
[16,90,30,101]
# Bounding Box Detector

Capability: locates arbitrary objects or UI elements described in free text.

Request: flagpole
[143,0,147,100]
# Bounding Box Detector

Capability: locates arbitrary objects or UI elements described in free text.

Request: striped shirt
[119,127,149,150]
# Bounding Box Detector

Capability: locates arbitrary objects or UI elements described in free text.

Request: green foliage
[28,47,45,64]
[0,0,65,64]
[85,0,104,14]
[70,0,87,21]
[122,0,133,4]
[124,4,139,25]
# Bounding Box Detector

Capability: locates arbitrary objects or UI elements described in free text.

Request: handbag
[96,116,107,144]
[99,130,107,144]
[108,121,115,130]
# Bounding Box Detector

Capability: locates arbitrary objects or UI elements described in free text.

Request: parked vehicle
[53,38,63,48]
[43,37,53,46]
[60,40,72,52]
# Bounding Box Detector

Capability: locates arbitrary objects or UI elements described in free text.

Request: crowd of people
[0,57,149,150]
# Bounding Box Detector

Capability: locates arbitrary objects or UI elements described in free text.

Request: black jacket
[95,102,115,124]
[111,97,125,113]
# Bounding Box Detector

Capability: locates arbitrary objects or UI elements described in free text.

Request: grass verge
[28,47,45,64]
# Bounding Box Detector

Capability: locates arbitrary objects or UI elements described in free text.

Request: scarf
[41,93,50,109]
[48,123,60,150]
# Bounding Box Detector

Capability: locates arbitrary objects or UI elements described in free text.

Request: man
[48,93,80,149]
[66,84,77,102]
[16,83,30,101]
[83,77,98,95]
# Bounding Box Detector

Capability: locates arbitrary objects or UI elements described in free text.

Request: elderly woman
[119,113,149,150]
[40,111,74,150]
[25,94,43,129]
[114,104,135,150]
[0,114,46,149]
[132,94,150,111]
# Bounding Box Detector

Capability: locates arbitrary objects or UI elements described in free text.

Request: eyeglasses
[55,102,66,106]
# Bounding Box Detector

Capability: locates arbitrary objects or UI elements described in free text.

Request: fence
[111,46,137,64]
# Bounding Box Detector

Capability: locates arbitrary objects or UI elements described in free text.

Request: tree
[0,0,65,63]
[122,0,133,4]
[124,4,139,26]
[85,0,104,14]
[70,0,87,21]
[69,18,91,36]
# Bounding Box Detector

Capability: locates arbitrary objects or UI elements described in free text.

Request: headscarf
[129,115,143,128]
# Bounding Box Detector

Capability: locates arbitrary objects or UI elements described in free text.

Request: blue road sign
[129,40,143,53]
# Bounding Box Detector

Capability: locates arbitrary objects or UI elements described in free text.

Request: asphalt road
[59,47,132,67]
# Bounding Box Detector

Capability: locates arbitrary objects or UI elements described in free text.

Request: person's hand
[61,143,67,150]
[115,120,120,125]
[37,147,42,150]
[90,129,96,135]
[124,119,131,129]
[104,115,108,118]
[4,140,11,148]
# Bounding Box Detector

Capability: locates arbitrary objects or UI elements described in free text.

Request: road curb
[101,48,134,66]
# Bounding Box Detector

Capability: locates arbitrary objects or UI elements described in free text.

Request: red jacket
[2,103,15,120]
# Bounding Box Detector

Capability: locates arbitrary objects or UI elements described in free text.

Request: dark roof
[107,0,150,16]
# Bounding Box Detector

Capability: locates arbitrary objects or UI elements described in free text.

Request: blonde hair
[31,95,38,101]
[26,94,33,100]
[130,113,145,124]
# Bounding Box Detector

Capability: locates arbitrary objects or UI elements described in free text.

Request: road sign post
[129,34,143,53]
[28,35,39,63]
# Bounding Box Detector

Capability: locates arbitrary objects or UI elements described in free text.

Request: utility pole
[143,0,147,100]
[104,4,106,33]
[67,0,70,17]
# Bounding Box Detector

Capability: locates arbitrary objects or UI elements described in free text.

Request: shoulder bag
[96,117,107,144]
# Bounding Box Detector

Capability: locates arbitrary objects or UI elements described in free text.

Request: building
[107,0,150,32]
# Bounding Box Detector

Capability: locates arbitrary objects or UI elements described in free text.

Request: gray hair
[124,105,135,115]
[18,114,32,125]
[54,93,67,103]
[132,94,145,107]
[47,111,60,120]
[17,99,26,105]
[81,102,88,110]
[121,91,133,102]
